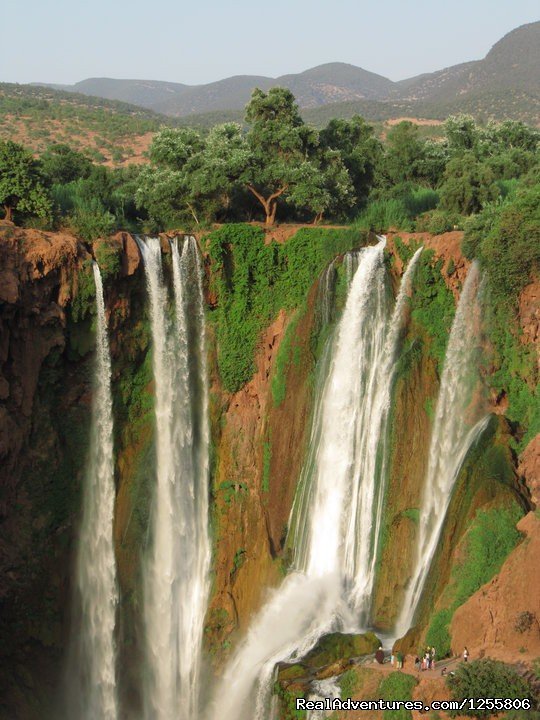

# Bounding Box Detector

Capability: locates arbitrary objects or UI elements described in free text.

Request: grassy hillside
[0,83,177,165]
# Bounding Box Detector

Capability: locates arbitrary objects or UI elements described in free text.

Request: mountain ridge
[30,22,539,118]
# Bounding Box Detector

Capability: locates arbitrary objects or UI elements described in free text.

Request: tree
[148,127,204,170]
[287,150,354,223]
[40,143,92,185]
[137,124,250,226]
[135,165,188,227]
[380,121,425,187]
[439,152,499,215]
[187,123,250,221]
[446,659,531,718]
[319,115,382,206]
[0,141,52,223]
[445,115,482,156]
[242,88,319,225]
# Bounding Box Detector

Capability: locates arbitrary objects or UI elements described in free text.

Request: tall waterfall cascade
[208,239,423,720]
[137,236,211,720]
[74,262,119,720]
[396,261,488,636]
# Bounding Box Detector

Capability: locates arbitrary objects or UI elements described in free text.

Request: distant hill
[31,22,540,122]
[398,22,540,103]
[0,83,177,164]
[3,20,536,159]
[71,78,191,109]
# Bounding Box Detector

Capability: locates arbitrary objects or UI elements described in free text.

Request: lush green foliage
[71,260,97,323]
[378,672,418,720]
[339,668,360,698]
[446,659,531,717]
[274,682,307,720]
[95,239,122,280]
[40,144,92,185]
[207,225,276,392]
[0,140,52,222]
[462,172,539,447]
[208,224,365,392]
[409,249,455,371]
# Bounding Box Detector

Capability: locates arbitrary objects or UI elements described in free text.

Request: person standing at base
[463,647,469,662]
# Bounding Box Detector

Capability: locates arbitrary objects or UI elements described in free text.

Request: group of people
[389,650,405,668]
[415,646,436,671]
[380,645,469,673]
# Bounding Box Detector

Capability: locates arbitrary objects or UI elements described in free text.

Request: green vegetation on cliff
[425,501,523,658]
[207,224,366,392]
[462,173,539,449]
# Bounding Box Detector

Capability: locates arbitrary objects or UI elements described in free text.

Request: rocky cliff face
[0,225,537,718]
[451,510,540,662]
[0,224,91,718]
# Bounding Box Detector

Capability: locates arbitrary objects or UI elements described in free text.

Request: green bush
[69,205,116,241]
[355,198,412,232]
[461,175,539,448]
[378,672,418,720]
[415,210,462,234]
[446,659,531,717]
[404,187,439,216]
[71,260,96,322]
[95,239,121,279]
[207,224,276,392]
[276,227,364,309]
[340,668,359,698]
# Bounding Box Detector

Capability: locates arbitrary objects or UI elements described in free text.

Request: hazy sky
[2,0,538,85]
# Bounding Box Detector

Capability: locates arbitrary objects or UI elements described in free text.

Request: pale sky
[1,0,538,86]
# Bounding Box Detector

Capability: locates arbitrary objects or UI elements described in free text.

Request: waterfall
[396,261,488,636]
[74,262,118,720]
[136,236,210,720]
[208,240,422,720]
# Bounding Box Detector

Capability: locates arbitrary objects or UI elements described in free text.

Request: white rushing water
[137,236,210,720]
[396,261,488,636]
[75,262,118,720]
[307,677,341,720]
[208,239,423,720]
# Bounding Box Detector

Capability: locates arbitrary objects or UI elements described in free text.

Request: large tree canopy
[319,115,382,206]
[242,88,319,224]
[0,141,52,223]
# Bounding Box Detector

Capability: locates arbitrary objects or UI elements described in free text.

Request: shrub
[95,239,121,279]
[355,197,412,232]
[514,611,536,634]
[69,206,116,241]
[340,668,359,698]
[446,659,532,717]
[378,672,418,720]
[404,187,439,216]
[415,210,462,234]
[71,260,96,322]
